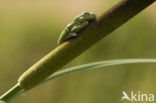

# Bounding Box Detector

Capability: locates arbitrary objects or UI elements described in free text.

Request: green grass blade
[41,59,156,84]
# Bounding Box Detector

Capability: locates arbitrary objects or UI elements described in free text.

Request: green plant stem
[0,84,23,102]
[41,59,156,85]
[17,0,155,90]
[1,59,156,102]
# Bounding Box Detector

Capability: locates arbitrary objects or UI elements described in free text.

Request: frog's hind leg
[71,21,88,33]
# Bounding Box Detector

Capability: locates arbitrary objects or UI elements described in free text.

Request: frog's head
[79,12,96,22]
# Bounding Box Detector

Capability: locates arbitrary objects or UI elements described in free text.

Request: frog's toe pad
[72,33,77,37]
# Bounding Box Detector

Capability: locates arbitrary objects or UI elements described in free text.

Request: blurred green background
[0,0,156,103]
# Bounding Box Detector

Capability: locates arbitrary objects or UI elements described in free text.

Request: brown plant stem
[18,0,155,90]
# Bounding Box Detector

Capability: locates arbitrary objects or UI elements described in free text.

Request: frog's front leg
[71,21,89,33]
[58,29,71,44]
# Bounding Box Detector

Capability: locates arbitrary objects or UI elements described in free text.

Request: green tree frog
[58,12,96,44]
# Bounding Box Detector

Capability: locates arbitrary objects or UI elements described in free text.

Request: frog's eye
[83,12,90,15]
